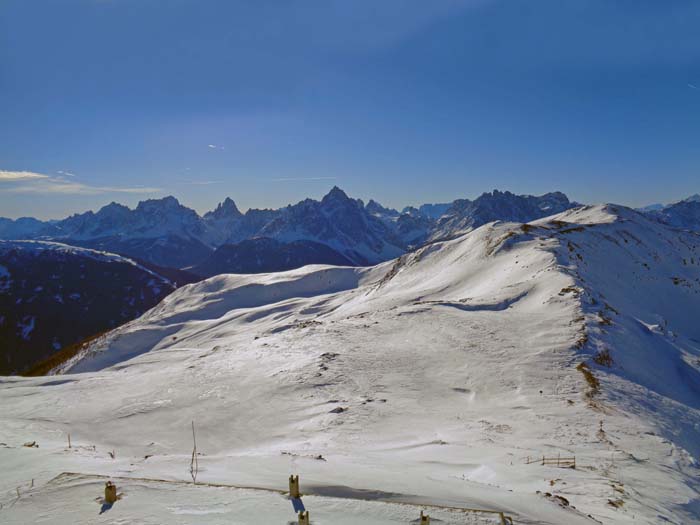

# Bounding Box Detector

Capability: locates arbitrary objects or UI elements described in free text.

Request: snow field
[1,205,699,524]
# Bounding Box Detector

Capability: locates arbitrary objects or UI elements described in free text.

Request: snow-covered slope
[533,205,700,460]
[1,205,699,524]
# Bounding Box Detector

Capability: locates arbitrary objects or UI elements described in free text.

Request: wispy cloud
[270,176,337,182]
[689,83,698,90]
[207,144,225,150]
[57,170,77,177]
[0,169,160,195]
[0,170,50,181]
[176,179,224,186]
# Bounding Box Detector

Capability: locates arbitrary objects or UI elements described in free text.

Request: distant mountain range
[0,187,580,271]
[430,190,574,241]
[642,194,700,232]
[1,188,698,277]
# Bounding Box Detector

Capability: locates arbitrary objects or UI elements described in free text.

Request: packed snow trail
[1,204,699,524]
[3,473,512,525]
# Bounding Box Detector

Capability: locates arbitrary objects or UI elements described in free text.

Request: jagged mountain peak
[432,189,576,240]
[318,186,366,215]
[135,195,184,212]
[256,188,404,264]
[321,185,352,204]
[206,197,242,219]
[99,201,130,212]
[365,199,399,218]
[477,189,569,204]
[94,202,131,222]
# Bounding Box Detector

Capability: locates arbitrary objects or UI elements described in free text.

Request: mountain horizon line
[5,186,700,224]
[2,186,559,222]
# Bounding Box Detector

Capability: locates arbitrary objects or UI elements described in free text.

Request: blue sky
[1,0,699,219]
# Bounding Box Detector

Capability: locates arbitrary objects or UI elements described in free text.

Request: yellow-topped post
[289,474,301,498]
[104,481,117,504]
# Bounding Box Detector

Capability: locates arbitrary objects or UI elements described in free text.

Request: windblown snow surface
[1,205,699,524]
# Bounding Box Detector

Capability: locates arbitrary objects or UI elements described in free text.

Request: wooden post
[298,510,309,525]
[67,433,71,449]
[289,475,300,498]
[557,453,560,467]
[190,421,198,484]
[420,510,430,524]
[499,512,507,525]
[542,455,545,466]
[104,481,117,504]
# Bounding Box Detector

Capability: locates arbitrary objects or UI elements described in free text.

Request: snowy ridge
[0,239,175,287]
[0,205,699,523]
[536,205,700,458]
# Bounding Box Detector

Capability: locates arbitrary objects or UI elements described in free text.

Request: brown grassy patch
[23,330,108,377]
[576,362,600,398]
[485,231,517,256]
[559,286,580,297]
[574,332,589,350]
[373,255,407,289]
[593,349,614,367]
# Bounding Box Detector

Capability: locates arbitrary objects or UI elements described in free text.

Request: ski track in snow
[1,204,699,524]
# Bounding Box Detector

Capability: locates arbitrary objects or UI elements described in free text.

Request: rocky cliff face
[432,190,575,239]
